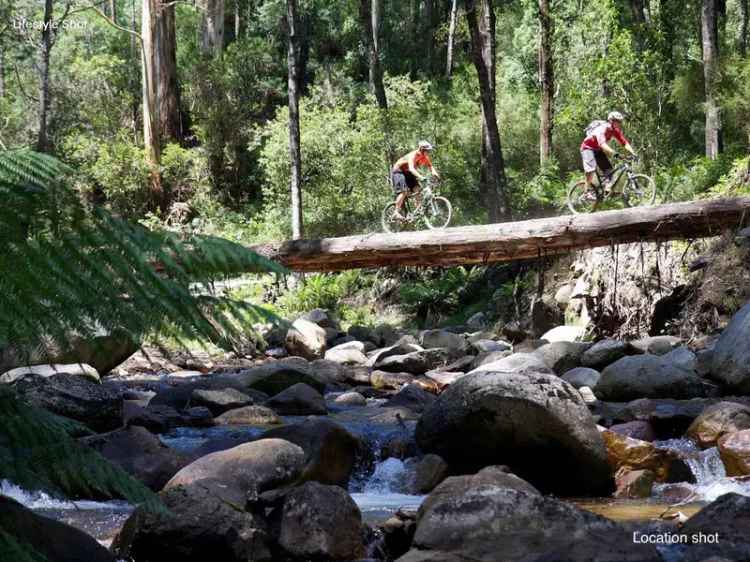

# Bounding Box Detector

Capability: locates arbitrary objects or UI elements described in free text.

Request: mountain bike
[567,155,656,214]
[382,176,453,233]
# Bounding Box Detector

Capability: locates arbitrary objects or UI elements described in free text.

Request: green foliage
[0,386,162,509]
[0,149,285,360]
[278,270,369,314]
[399,267,484,326]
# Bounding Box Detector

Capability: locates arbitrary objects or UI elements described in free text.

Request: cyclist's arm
[408,154,426,181]
[622,142,637,157]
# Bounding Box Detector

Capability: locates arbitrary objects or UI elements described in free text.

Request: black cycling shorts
[391,170,418,194]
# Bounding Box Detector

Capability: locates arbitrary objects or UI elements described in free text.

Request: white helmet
[418,140,434,151]
[607,111,624,122]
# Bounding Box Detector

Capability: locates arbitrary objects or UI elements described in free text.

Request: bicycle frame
[594,161,636,197]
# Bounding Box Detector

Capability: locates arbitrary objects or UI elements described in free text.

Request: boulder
[686,401,750,448]
[10,373,122,432]
[82,426,189,491]
[301,308,338,329]
[601,429,693,483]
[608,420,657,442]
[0,496,115,562]
[628,335,681,355]
[347,325,375,344]
[266,383,327,415]
[534,341,591,374]
[411,376,442,394]
[595,349,715,401]
[718,430,750,476]
[424,370,462,390]
[416,370,613,496]
[581,339,627,368]
[412,454,449,494]
[471,350,512,369]
[614,468,655,499]
[0,363,100,384]
[324,341,367,365]
[190,388,253,416]
[540,325,585,342]
[276,481,363,561]
[215,405,282,425]
[183,406,215,427]
[371,370,415,389]
[419,330,469,355]
[710,300,750,393]
[285,318,327,360]
[678,493,750,562]
[470,339,511,354]
[333,391,367,406]
[126,404,183,433]
[165,438,305,505]
[561,367,601,389]
[404,474,658,562]
[468,352,552,375]
[308,358,351,385]
[530,297,564,337]
[383,384,437,414]
[440,355,476,373]
[375,348,451,375]
[262,418,360,487]
[366,343,423,368]
[232,362,326,396]
[113,483,272,562]
[420,467,540,510]
[465,312,488,331]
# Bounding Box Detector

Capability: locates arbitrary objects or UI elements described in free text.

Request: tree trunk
[361,0,388,109]
[142,0,165,210]
[409,0,420,78]
[538,0,554,166]
[36,0,53,153]
[445,0,458,78]
[251,198,750,272]
[701,0,722,159]
[467,0,510,222]
[201,0,225,57]
[424,0,434,75]
[287,0,303,240]
[740,0,748,56]
[0,44,5,99]
[630,0,646,23]
[234,0,243,40]
[156,2,182,143]
[109,0,117,22]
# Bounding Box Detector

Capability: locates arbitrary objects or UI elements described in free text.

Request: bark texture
[538,0,554,165]
[287,0,303,239]
[201,0,225,56]
[702,0,722,159]
[361,0,387,109]
[445,0,458,78]
[251,198,750,272]
[36,0,54,153]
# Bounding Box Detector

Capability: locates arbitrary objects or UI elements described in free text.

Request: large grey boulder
[366,343,423,367]
[595,348,716,401]
[324,341,367,365]
[10,373,122,432]
[561,367,601,389]
[383,384,437,414]
[215,405,282,425]
[711,300,750,393]
[401,473,658,562]
[113,483,273,562]
[285,318,327,360]
[82,426,189,491]
[265,382,327,415]
[277,481,363,561]
[686,401,750,448]
[375,348,451,374]
[0,496,115,562]
[581,339,627,368]
[262,418,360,487]
[419,329,469,355]
[416,371,613,496]
[468,352,552,375]
[678,493,750,561]
[191,388,254,415]
[534,341,591,374]
[301,308,338,329]
[628,335,681,355]
[165,438,305,505]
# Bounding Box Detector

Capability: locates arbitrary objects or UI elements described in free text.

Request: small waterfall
[0,480,131,511]
[654,438,750,502]
[350,457,425,517]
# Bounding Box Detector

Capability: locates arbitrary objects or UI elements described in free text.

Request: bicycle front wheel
[623,174,657,207]
[424,197,452,229]
[567,181,600,214]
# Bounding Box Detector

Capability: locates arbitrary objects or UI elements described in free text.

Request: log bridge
[251,197,750,272]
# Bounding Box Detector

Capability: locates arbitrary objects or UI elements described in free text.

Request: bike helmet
[607,111,624,122]
[418,140,434,151]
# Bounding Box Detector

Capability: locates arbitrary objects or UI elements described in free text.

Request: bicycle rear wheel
[567,181,600,214]
[423,197,452,229]
[623,174,657,207]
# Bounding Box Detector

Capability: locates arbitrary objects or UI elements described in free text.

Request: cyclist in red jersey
[391,141,440,220]
[581,111,637,193]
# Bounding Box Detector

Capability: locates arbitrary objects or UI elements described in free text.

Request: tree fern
[0,149,286,363]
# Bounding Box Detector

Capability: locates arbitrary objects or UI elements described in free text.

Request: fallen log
[251,197,750,272]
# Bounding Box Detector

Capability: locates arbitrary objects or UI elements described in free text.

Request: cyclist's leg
[392,171,408,218]
[404,171,420,213]
[581,150,597,189]
[595,151,613,190]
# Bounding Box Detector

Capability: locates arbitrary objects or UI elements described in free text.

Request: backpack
[584,119,607,137]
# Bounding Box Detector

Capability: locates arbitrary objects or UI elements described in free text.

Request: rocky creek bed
[3,300,750,561]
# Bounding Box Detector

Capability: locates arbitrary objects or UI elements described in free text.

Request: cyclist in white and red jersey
[580,111,637,192]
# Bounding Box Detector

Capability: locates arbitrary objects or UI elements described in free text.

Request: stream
[6,418,750,551]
